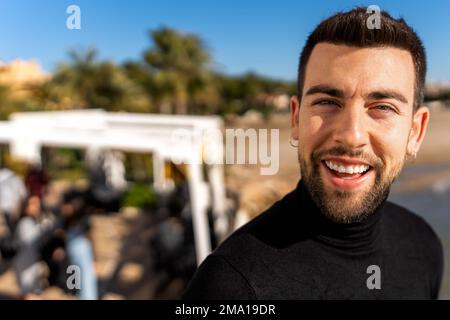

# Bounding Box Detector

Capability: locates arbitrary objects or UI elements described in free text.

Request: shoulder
[384,201,439,238]
[183,190,297,299]
[17,217,35,230]
[215,187,298,256]
[16,217,39,240]
[182,254,257,299]
[383,201,443,257]
[383,201,444,298]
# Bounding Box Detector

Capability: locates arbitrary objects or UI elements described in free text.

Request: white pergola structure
[0,109,228,265]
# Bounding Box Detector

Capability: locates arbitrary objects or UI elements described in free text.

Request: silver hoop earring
[289,137,298,148]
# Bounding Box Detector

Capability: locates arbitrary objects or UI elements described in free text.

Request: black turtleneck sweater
[183,180,443,299]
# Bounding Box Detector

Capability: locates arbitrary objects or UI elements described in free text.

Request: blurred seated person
[13,196,56,298]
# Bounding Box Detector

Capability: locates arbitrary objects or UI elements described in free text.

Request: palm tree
[143,27,217,114]
[33,48,152,112]
[0,84,13,120]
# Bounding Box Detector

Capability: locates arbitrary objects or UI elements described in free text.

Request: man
[183,7,443,299]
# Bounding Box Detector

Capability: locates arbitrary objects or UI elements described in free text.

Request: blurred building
[0,59,49,98]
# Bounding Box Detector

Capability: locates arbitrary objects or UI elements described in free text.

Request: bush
[121,183,156,209]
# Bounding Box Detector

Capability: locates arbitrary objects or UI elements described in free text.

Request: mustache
[311,145,384,170]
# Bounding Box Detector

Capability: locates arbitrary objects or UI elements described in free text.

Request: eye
[313,99,340,107]
[373,105,396,113]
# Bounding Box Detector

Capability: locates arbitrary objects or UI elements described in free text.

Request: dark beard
[299,146,400,224]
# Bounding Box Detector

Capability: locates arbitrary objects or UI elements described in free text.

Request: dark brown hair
[298,7,426,110]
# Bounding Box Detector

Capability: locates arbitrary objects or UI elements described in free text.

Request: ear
[406,106,430,156]
[290,96,300,141]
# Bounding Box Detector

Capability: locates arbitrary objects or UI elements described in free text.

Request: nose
[332,104,368,149]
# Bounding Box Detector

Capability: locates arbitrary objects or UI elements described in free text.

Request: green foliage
[0,85,23,120]
[216,72,296,116]
[145,27,211,73]
[6,26,297,118]
[123,153,154,182]
[33,48,152,112]
[141,27,219,114]
[121,183,157,209]
[44,148,87,181]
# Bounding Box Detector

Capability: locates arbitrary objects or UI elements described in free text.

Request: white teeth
[324,160,370,174]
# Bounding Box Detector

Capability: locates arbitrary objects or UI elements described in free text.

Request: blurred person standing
[60,191,98,300]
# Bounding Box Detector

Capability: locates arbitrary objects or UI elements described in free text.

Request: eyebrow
[366,90,408,104]
[305,84,409,104]
[305,85,345,98]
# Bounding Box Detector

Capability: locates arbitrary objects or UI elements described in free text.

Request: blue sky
[0,0,449,83]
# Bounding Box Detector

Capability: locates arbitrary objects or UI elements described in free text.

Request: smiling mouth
[323,159,372,179]
[320,159,374,190]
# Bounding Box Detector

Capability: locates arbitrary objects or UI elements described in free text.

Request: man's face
[291,43,429,223]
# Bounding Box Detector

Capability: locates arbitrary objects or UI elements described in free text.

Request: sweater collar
[293,179,387,254]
